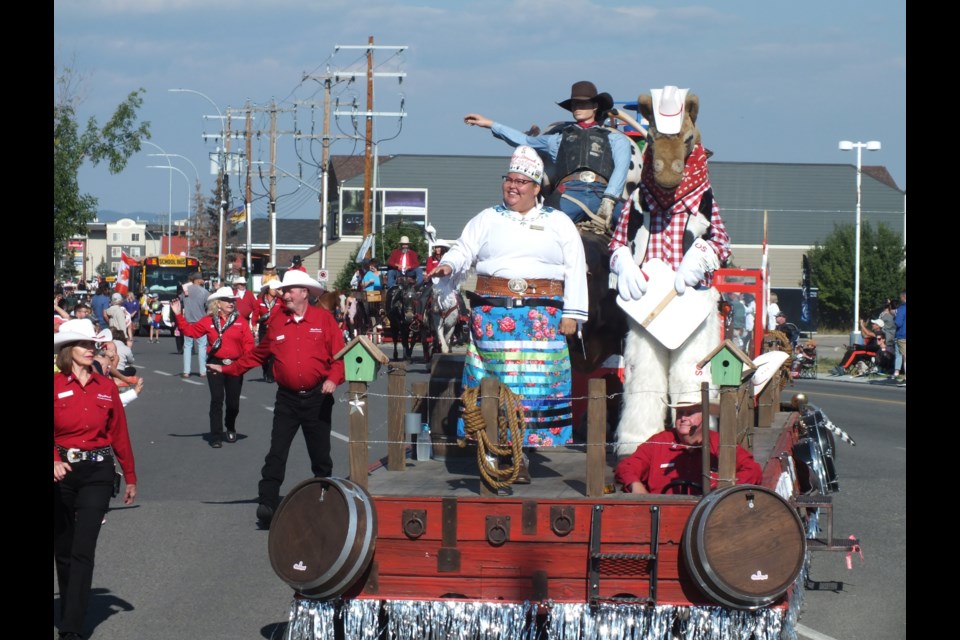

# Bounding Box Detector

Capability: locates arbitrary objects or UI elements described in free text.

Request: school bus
[128,255,202,336]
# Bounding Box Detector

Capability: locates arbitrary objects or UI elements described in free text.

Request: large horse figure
[385,277,429,361]
[420,281,467,356]
[609,89,729,457]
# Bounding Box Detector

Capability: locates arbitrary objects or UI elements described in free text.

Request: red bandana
[641,143,710,206]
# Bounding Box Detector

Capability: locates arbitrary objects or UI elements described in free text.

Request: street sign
[317,269,329,286]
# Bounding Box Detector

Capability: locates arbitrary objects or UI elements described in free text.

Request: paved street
[54,335,905,639]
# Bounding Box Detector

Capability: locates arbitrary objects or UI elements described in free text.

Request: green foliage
[807,221,906,328]
[332,220,429,291]
[53,67,150,265]
[96,257,111,279]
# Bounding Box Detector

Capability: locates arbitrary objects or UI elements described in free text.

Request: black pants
[54,458,115,636]
[259,387,334,509]
[207,370,243,435]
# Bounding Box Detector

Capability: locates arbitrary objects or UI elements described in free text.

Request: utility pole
[245,102,254,277]
[364,36,374,242]
[331,39,408,261]
[269,101,278,266]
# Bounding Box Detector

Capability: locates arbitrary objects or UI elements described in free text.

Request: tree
[807,221,906,329]
[54,67,151,267]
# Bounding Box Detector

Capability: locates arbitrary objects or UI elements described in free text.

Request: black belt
[207,356,234,365]
[57,446,113,463]
[465,290,564,310]
[280,383,326,396]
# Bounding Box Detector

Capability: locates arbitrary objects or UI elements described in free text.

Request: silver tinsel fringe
[284,587,810,640]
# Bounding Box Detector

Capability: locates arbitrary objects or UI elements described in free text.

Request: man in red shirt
[614,398,762,495]
[231,275,257,326]
[211,270,345,527]
[386,235,423,288]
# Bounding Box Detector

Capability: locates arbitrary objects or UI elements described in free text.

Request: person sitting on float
[614,396,763,495]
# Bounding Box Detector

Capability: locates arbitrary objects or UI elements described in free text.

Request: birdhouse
[697,339,756,387]
[335,335,391,383]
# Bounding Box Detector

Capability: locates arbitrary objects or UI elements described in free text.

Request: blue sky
[55,0,906,222]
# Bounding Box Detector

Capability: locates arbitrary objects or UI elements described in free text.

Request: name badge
[659,462,675,469]
[530,224,544,231]
[58,390,74,399]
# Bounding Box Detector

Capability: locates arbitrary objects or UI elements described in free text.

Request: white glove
[610,246,647,300]
[674,238,720,294]
[597,197,617,226]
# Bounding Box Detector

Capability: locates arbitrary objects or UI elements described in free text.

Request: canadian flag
[115,251,139,295]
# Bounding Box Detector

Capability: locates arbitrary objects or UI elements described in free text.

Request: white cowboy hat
[751,351,790,397]
[275,269,325,296]
[399,236,411,245]
[432,240,450,250]
[231,275,248,286]
[54,319,113,348]
[663,395,720,415]
[208,286,238,302]
[650,86,690,135]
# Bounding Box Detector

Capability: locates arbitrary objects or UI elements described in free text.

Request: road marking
[796,623,838,640]
[331,431,349,443]
[799,389,905,406]
[153,370,175,376]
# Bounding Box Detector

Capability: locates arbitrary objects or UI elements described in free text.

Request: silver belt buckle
[578,170,597,183]
[222,358,233,365]
[507,278,528,295]
[66,448,82,463]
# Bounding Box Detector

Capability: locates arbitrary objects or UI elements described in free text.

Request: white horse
[429,273,465,355]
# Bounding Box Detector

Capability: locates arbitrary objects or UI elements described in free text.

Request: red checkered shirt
[609,182,731,286]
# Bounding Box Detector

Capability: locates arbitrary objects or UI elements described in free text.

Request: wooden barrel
[268,478,377,600]
[682,485,805,610]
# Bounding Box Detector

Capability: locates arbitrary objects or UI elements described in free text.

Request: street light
[140,140,173,253]
[838,139,881,343]
[169,88,227,279]
[149,153,200,255]
[148,165,191,255]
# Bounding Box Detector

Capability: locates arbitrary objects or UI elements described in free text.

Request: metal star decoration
[349,394,365,415]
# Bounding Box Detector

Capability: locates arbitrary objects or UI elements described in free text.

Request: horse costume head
[636,86,702,191]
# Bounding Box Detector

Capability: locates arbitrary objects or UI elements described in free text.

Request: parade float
[264,86,856,639]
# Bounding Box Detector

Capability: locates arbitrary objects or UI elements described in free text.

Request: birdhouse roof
[335,335,391,365]
[696,339,757,375]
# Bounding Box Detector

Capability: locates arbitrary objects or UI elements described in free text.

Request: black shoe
[210,437,222,448]
[59,633,84,640]
[257,503,275,527]
[225,431,237,443]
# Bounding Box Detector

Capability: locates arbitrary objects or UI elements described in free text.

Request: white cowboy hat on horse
[650,86,690,135]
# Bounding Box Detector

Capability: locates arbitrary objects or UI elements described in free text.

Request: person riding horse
[464,80,634,230]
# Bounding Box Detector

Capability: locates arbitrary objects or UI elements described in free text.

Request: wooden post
[387,362,407,471]
[739,383,755,452]
[701,382,713,495]
[480,376,500,497]
[756,369,779,428]
[717,385,737,490]
[586,378,607,497]
[348,381,369,490]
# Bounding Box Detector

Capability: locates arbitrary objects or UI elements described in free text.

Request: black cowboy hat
[557,81,614,114]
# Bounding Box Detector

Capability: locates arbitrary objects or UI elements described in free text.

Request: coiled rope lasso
[459,383,526,489]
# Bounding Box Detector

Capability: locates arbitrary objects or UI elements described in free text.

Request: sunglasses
[502,176,535,186]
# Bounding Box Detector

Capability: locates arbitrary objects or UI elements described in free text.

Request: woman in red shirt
[54,319,137,640]
[425,240,450,275]
[171,287,255,448]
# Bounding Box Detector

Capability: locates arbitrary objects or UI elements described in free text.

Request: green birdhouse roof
[696,339,757,379]
[334,335,391,365]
